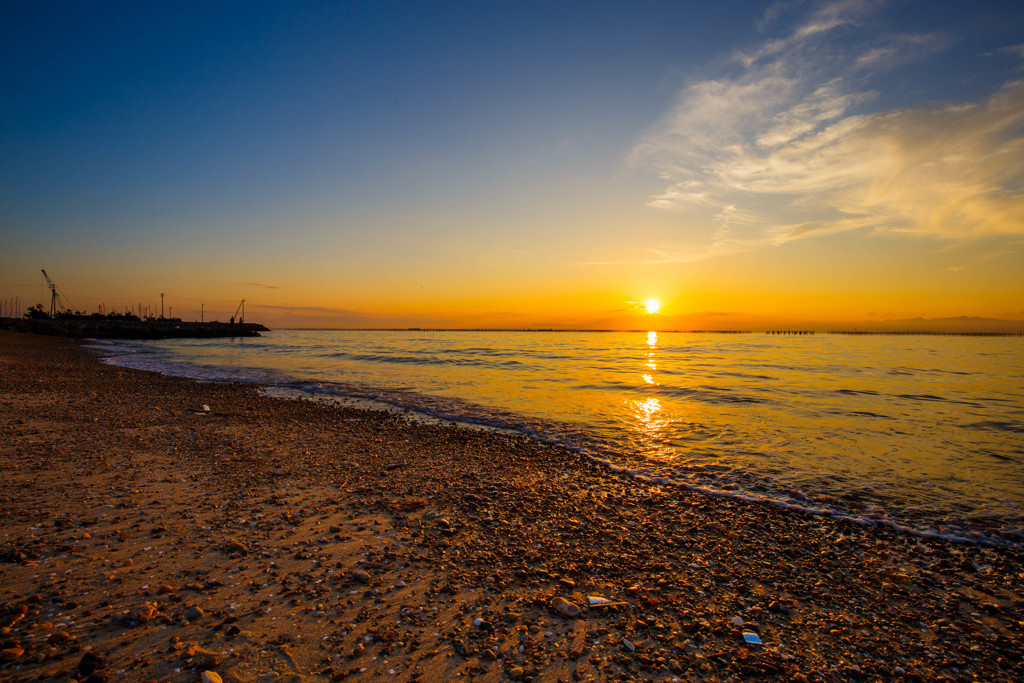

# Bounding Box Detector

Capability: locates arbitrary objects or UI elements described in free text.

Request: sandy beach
[1,330,1022,682]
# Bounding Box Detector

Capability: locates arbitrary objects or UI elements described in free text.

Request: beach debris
[587,595,628,608]
[742,631,763,646]
[552,597,580,616]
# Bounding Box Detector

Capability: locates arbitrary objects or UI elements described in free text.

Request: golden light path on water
[631,331,675,461]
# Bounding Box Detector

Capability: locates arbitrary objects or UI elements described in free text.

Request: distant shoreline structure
[0,316,269,339]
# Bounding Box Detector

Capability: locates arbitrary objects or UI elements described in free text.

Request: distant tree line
[21,304,180,323]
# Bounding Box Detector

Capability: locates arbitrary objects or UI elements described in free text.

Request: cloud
[252,303,372,317]
[989,44,1024,60]
[246,282,282,290]
[630,0,1024,263]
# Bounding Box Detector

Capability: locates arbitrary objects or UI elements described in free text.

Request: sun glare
[644,299,661,315]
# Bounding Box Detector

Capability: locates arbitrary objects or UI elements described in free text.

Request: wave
[88,331,1024,549]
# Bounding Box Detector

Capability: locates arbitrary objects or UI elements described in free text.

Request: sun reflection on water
[644,331,658,380]
[631,331,671,452]
[632,397,667,439]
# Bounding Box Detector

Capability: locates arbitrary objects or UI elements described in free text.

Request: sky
[2,0,1023,330]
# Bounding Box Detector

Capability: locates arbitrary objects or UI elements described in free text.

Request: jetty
[0,316,268,339]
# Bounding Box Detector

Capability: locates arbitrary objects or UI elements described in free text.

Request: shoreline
[97,332,1024,550]
[2,330,1022,682]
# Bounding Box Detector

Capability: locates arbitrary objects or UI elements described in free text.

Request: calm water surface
[96,330,1024,545]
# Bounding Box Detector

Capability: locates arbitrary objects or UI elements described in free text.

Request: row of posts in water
[761,329,1023,335]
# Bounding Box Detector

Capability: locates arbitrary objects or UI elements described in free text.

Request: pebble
[201,672,223,683]
[223,540,249,555]
[128,603,159,623]
[552,597,580,617]
[1,646,25,662]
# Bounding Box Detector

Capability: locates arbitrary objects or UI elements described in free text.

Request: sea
[92,329,1024,546]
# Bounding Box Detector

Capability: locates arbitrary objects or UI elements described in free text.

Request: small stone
[552,597,580,617]
[731,616,744,627]
[352,570,371,584]
[201,672,223,683]
[77,652,104,674]
[185,646,221,668]
[47,630,71,644]
[1,646,25,662]
[184,605,205,620]
[223,540,249,555]
[509,666,524,679]
[129,603,159,623]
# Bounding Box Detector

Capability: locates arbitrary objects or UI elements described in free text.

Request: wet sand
[1,330,1022,682]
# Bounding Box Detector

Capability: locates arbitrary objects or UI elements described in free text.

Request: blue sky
[2,1,1022,327]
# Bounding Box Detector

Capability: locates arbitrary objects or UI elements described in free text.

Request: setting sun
[644,299,661,315]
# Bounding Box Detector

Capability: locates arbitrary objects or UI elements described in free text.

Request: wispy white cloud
[756,0,806,33]
[629,0,1024,264]
[989,43,1024,59]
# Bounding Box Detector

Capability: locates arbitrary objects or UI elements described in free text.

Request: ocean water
[94,329,1024,545]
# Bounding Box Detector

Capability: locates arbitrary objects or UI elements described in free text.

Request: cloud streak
[630,0,1024,263]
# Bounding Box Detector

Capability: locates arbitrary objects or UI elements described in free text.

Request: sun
[644,298,661,315]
